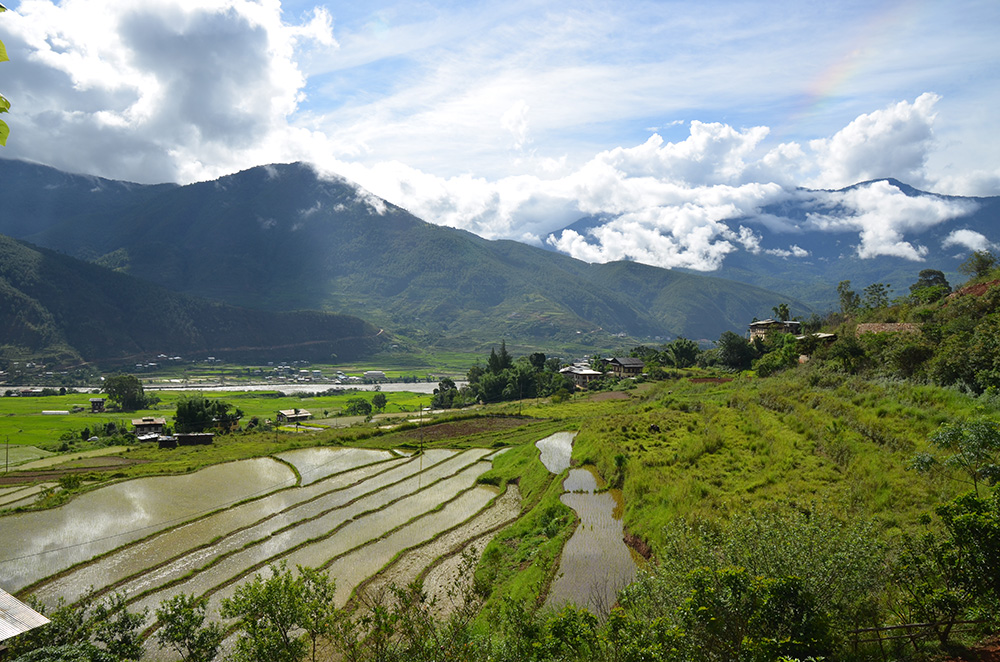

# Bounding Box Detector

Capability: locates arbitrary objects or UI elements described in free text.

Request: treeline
[431,341,575,408]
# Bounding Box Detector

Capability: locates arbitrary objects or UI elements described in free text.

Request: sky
[1,0,999,271]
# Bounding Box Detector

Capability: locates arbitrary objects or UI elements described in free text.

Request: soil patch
[689,377,733,384]
[0,457,150,485]
[395,416,529,443]
[587,391,630,401]
[940,637,1000,662]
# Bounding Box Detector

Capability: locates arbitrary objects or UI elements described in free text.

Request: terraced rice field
[0,445,520,658]
[535,432,638,616]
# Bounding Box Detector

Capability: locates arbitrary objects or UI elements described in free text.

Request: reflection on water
[547,467,637,615]
[0,458,294,591]
[535,432,576,473]
[275,447,394,485]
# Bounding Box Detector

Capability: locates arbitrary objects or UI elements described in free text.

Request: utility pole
[5,436,8,474]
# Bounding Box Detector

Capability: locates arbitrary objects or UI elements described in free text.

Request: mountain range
[1,158,995,367]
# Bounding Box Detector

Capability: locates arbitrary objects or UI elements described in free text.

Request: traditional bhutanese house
[132,417,166,436]
[855,323,920,336]
[748,319,802,342]
[604,357,645,378]
[0,587,49,644]
[90,397,106,413]
[559,365,603,388]
[277,409,311,423]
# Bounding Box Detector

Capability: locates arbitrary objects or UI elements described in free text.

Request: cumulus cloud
[943,229,996,252]
[801,180,977,260]
[2,0,336,182]
[808,93,939,190]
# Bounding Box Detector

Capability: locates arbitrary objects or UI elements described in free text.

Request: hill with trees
[0,234,382,368]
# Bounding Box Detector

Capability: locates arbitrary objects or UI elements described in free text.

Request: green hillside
[0,235,383,368]
[3,160,809,350]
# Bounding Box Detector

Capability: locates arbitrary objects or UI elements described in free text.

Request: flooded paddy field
[536,433,638,615]
[546,467,637,615]
[1,442,520,655]
[4,428,632,657]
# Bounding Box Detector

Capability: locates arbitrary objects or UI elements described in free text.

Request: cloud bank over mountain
[2,0,998,273]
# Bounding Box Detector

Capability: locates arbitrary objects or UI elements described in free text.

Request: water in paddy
[325,476,498,605]
[546,466,637,615]
[129,449,493,628]
[275,447,394,485]
[0,458,294,592]
[535,432,576,473]
[30,455,418,607]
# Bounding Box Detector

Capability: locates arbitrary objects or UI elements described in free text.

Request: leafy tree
[220,563,309,662]
[371,391,387,412]
[299,567,340,662]
[344,397,372,417]
[663,337,701,368]
[837,280,860,315]
[911,417,1000,495]
[90,594,146,661]
[104,374,147,411]
[771,302,790,321]
[715,331,755,371]
[959,249,999,280]
[862,282,891,309]
[155,594,224,662]
[0,3,9,147]
[910,269,952,303]
[174,396,242,433]
[528,352,546,370]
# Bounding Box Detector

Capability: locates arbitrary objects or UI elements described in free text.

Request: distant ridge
[0,159,812,351]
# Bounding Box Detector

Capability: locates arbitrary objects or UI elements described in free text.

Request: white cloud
[943,229,995,253]
[501,100,530,151]
[808,93,939,190]
[801,180,977,260]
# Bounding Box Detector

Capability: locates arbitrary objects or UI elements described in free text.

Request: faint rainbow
[777,1,920,138]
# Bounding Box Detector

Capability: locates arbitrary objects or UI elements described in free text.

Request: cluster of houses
[559,356,646,388]
[130,416,215,448]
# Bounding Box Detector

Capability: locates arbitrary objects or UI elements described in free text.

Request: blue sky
[2,0,998,269]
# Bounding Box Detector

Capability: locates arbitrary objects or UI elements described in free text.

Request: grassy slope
[4,362,994,610]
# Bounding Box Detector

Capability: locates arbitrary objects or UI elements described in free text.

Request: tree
[959,249,999,280]
[371,392,387,413]
[487,340,513,374]
[344,397,372,417]
[663,337,701,368]
[104,374,147,412]
[715,331,755,372]
[90,593,146,661]
[299,567,339,662]
[155,594,224,662]
[911,417,1000,495]
[771,303,790,321]
[910,269,952,303]
[220,563,309,662]
[0,3,9,147]
[862,282,891,310]
[837,280,860,315]
[174,396,241,433]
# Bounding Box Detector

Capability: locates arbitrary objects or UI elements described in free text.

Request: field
[1,362,998,659]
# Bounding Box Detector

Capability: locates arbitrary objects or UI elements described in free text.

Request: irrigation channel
[537,432,638,616]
